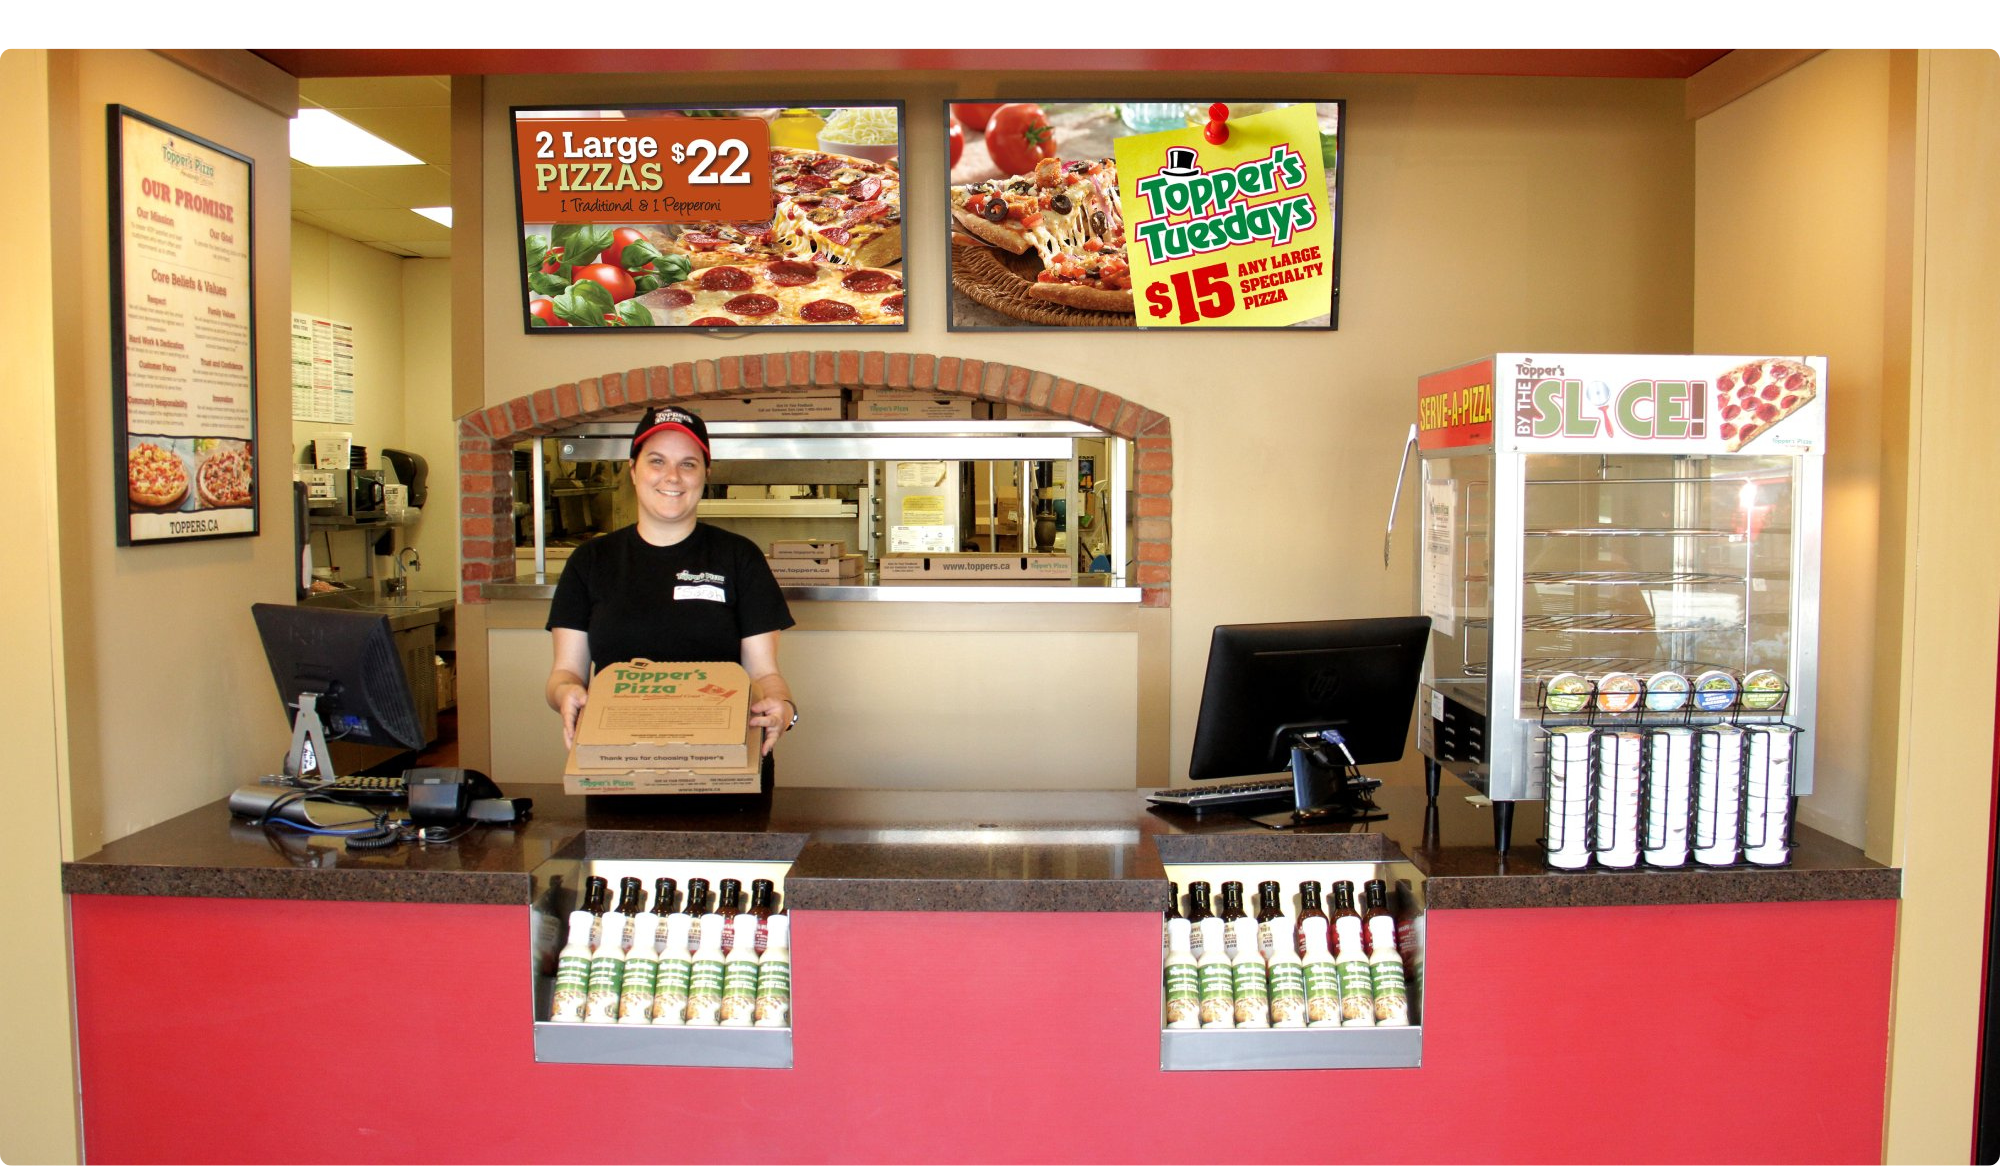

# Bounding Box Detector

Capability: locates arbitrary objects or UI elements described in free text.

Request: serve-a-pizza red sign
[1417,358,1496,450]
[1421,353,1827,456]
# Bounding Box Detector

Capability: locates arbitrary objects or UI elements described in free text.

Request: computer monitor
[1188,616,1431,822]
[251,602,424,781]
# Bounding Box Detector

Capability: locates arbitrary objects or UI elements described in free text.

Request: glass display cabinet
[1413,353,1826,854]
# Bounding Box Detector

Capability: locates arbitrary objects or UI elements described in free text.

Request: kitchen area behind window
[514,411,1132,588]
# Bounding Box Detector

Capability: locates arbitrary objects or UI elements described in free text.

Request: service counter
[65,783,1896,1162]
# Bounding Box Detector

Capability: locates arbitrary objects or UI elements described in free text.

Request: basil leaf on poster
[551,223,615,271]
[552,279,616,327]
[108,106,260,545]
[510,104,907,332]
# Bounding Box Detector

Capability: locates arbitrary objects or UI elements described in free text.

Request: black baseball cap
[630,405,710,463]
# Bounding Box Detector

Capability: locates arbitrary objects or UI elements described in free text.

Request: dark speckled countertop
[63,781,1899,911]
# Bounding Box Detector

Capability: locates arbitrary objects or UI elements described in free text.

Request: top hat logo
[1159,147,1202,178]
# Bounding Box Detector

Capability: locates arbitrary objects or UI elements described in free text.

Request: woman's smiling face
[630,427,707,530]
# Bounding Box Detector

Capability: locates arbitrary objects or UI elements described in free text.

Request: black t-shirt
[546,523,794,673]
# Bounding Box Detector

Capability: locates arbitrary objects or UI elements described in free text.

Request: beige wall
[1697,48,2000,1161]
[47,49,299,854]
[0,46,81,1166]
[1693,49,1891,849]
[1878,49,2000,1166]
[474,72,1696,783]
[7,47,298,1163]
[401,258,459,585]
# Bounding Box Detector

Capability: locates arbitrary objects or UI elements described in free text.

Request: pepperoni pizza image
[128,441,188,509]
[1714,357,1818,452]
[636,259,903,327]
[527,141,903,330]
[660,147,901,271]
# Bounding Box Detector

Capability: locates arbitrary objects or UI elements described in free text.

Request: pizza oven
[1408,353,1826,854]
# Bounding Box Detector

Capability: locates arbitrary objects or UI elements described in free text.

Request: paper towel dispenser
[382,448,428,509]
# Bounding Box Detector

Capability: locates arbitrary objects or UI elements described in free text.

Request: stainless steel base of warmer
[533,1021,792,1068]
[1160,1024,1422,1071]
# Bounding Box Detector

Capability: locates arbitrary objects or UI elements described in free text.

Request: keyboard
[1146,779,1297,812]
[310,773,408,803]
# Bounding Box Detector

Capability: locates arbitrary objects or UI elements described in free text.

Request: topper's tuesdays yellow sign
[1114,103,1335,329]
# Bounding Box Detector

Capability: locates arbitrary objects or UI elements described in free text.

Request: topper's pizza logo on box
[1519,378,1710,442]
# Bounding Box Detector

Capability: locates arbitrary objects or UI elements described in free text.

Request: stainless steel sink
[301,588,454,630]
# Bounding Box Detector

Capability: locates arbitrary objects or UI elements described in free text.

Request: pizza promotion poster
[946,101,1340,331]
[109,107,260,545]
[1421,353,1829,456]
[510,105,907,331]
[1115,103,1336,329]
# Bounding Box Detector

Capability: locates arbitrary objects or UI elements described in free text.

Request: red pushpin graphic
[1203,102,1230,145]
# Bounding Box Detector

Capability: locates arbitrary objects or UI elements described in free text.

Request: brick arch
[455,350,1172,606]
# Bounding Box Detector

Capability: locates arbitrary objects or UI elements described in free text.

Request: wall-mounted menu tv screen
[945,101,1342,331]
[510,104,906,332]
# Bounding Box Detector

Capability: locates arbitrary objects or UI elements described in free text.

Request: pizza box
[567,659,757,769]
[877,553,1073,582]
[771,539,847,558]
[766,554,864,583]
[854,392,976,421]
[695,394,844,422]
[560,759,762,796]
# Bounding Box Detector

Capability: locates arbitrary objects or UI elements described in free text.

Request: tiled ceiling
[292,75,452,259]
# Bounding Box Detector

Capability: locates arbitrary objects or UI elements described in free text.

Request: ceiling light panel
[289,108,423,167]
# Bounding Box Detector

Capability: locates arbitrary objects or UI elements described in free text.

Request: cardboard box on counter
[877,553,1073,583]
[771,539,847,558]
[561,761,762,796]
[567,659,757,770]
[855,391,976,421]
[765,554,864,583]
[695,394,844,421]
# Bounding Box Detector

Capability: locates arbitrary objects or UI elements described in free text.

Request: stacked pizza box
[765,540,863,584]
[563,660,762,795]
[697,394,844,421]
[878,553,1072,585]
[854,389,977,420]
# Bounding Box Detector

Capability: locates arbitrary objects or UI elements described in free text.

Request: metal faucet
[383,547,420,598]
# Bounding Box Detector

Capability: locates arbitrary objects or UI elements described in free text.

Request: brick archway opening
[456,350,1172,606]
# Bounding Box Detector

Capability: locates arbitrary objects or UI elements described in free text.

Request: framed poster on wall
[945,100,1342,331]
[108,105,259,545]
[509,103,907,332]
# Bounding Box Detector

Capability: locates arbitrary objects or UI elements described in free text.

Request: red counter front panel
[71,894,1892,1163]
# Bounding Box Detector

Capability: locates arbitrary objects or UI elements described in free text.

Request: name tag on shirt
[674,584,725,602]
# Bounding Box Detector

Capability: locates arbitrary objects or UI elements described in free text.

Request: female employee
[544,405,798,760]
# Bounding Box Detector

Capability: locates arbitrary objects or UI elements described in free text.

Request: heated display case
[1413,354,1826,854]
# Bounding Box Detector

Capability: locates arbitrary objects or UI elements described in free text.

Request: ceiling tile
[317,163,452,207]
[307,206,452,244]
[291,76,457,257]
[379,240,453,259]
[299,76,449,109]
[291,166,391,211]
[325,105,452,164]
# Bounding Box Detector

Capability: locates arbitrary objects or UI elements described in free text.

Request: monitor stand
[1245,729,1388,830]
[283,692,340,784]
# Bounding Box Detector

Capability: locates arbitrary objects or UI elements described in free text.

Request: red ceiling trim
[254,48,1731,81]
